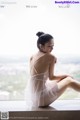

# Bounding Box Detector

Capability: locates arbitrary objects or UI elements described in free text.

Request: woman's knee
[57,76,75,90]
[64,76,75,85]
[59,76,74,86]
[65,76,73,81]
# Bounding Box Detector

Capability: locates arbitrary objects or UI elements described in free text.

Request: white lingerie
[25,53,58,108]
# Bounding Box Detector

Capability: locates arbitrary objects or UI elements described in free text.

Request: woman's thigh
[57,77,73,97]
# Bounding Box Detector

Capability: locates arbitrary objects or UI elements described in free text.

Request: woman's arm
[49,55,69,81]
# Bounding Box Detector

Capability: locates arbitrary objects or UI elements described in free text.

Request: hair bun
[36,32,45,37]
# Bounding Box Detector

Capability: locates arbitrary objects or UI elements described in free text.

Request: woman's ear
[39,44,42,49]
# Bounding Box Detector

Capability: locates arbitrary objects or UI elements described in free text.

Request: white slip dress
[25,53,58,109]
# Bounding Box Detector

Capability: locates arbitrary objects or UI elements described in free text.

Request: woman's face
[40,39,54,53]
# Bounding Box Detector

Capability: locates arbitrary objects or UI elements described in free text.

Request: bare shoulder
[45,53,56,59]
[45,53,57,63]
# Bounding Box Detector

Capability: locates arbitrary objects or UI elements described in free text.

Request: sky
[0,0,80,58]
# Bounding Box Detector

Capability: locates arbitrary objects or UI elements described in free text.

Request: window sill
[0,99,80,112]
[0,100,80,120]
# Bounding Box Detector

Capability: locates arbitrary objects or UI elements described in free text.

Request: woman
[27,31,80,108]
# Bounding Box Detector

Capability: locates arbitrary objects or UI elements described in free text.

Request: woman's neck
[39,50,47,54]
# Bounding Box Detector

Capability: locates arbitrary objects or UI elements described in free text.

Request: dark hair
[36,31,53,50]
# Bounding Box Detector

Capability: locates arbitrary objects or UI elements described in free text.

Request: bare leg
[39,77,80,107]
[57,77,80,98]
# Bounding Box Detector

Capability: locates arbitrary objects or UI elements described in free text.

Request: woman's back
[30,51,53,76]
[29,52,50,95]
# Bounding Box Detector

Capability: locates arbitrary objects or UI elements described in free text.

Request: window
[0,0,80,101]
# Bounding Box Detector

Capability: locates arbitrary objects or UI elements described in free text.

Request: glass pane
[55,56,80,100]
[0,57,29,100]
[0,0,80,101]
[0,56,80,100]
